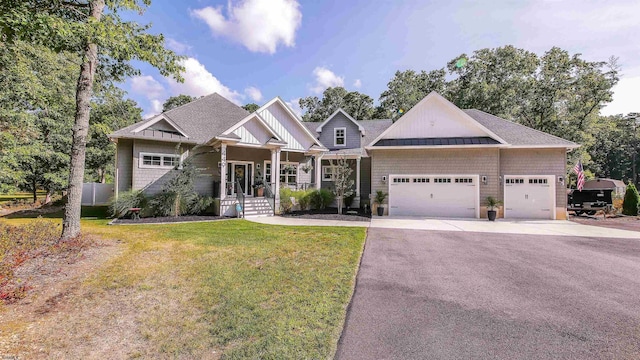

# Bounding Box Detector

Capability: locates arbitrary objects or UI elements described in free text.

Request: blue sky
[125,0,640,118]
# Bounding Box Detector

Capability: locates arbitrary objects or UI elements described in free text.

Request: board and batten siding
[259,102,314,151]
[370,148,500,215]
[116,139,133,193]
[499,148,567,219]
[233,117,273,145]
[317,112,362,150]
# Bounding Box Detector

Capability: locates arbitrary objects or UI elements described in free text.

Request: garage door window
[529,178,548,184]
[413,178,429,183]
[434,178,451,183]
[506,178,525,184]
[455,178,474,183]
[393,177,410,183]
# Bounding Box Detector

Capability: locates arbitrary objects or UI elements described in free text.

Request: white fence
[81,183,114,206]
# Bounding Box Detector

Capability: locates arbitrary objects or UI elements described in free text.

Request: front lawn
[0,218,366,359]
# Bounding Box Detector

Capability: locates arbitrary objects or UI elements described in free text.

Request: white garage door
[388,175,479,218]
[504,175,555,219]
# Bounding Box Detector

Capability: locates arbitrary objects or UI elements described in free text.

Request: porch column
[274,148,281,213]
[315,154,323,189]
[220,143,227,200]
[356,157,361,197]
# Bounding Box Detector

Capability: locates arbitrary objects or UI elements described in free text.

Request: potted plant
[486,196,501,221]
[253,179,264,197]
[301,163,313,174]
[282,164,296,173]
[374,190,388,216]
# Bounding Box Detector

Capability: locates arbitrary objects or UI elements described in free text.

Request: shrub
[297,190,313,211]
[279,187,294,213]
[109,190,147,218]
[310,189,335,210]
[622,183,640,216]
[149,160,213,217]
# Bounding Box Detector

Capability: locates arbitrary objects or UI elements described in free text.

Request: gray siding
[318,112,362,150]
[116,140,133,193]
[132,140,191,195]
[370,148,501,214]
[360,157,372,201]
[500,148,567,215]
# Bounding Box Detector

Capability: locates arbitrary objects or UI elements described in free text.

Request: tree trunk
[100,168,106,184]
[61,0,105,241]
[32,180,37,204]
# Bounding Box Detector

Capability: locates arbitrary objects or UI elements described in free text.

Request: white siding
[259,102,313,151]
[382,97,488,140]
[233,125,261,145]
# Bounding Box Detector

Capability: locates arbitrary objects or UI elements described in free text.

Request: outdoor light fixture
[481,176,488,185]
[382,175,387,183]
[499,175,503,184]
[558,176,564,185]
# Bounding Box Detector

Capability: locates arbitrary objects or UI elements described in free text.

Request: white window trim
[264,161,299,184]
[334,127,346,147]
[322,165,334,181]
[139,152,182,169]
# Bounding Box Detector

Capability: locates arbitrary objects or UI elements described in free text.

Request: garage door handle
[525,194,528,200]
[430,193,433,199]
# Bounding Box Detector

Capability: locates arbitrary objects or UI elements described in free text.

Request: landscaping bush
[149,160,213,217]
[109,190,147,218]
[622,183,640,216]
[280,188,314,213]
[279,187,294,213]
[296,189,313,211]
[310,189,335,210]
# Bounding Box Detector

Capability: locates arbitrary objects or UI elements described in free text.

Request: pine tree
[622,183,640,216]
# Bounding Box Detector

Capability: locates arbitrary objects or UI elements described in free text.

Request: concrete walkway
[372,216,640,239]
[248,215,640,239]
[246,216,370,227]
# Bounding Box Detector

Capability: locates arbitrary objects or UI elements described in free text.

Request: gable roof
[316,109,365,134]
[463,109,579,148]
[110,93,249,144]
[368,92,508,147]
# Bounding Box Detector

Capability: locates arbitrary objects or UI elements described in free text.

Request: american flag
[573,160,585,191]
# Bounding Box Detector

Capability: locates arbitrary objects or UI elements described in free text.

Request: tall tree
[1,0,184,240]
[163,94,195,112]
[242,103,260,112]
[300,87,375,122]
[379,69,447,120]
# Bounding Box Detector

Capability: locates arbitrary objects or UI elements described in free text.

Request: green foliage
[485,196,502,210]
[380,69,447,120]
[374,190,388,205]
[279,187,294,213]
[148,158,213,217]
[300,87,375,122]
[163,94,196,112]
[310,189,335,210]
[330,158,354,214]
[622,183,640,216]
[109,190,147,218]
[242,103,260,113]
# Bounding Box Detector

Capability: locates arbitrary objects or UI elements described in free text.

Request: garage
[388,175,479,218]
[504,175,556,219]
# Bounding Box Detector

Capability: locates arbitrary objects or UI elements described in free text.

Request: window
[140,152,180,168]
[264,162,272,184]
[529,178,548,184]
[322,166,334,181]
[434,178,451,183]
[280,162,297,184]
[413,178,430,183]
[506,178,525,184]
[393,177,410,183]
[455,178,474,184]
[334,127,346,146]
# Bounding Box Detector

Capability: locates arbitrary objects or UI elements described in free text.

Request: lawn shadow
[1,206,110,220]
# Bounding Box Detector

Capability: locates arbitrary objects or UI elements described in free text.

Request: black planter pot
[377,206,385,216]
[488,210,497,221]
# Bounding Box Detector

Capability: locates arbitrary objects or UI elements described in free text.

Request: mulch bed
[281,210,371,222]
[111,215,228,224]
[570,214,640,232]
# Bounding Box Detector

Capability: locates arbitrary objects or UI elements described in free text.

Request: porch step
[242,197,274,217]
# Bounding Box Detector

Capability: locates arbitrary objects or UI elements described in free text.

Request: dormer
[315,109,365,150]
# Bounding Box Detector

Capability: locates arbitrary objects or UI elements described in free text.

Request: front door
[228,163,253,196]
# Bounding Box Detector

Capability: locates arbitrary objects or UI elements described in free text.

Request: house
[109,91,578,219]
[109,94,328,216]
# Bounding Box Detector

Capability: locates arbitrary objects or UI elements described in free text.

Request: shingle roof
[374,137,500,147]
[359,119,393,146]
[110,93,249,144]
[463,109,578,147]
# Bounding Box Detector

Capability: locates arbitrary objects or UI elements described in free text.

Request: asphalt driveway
[336,228,640,359]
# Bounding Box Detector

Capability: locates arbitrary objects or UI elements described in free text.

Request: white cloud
[166,38,191,53]
[285,97,303,118]
[167,57,242,104]
[130,75,165,100]
[191,0,302,54]
[143,99,164,119]
[310,67,344,94]
[601,75,640,116]
[244,86,263,102]
[353,79,362,88]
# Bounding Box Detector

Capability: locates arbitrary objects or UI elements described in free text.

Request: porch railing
[280,182,317,191]
[263,183,276,215]
[235,179,245,218]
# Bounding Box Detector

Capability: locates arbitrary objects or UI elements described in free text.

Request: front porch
[214,144,324,217]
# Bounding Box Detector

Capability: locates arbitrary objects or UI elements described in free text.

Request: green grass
[3,216,367,359]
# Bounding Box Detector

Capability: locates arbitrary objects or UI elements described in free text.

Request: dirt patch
[112,215,228,224]
[570,214,640,232]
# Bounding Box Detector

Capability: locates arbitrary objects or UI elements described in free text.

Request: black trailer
[567,188,613,215]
